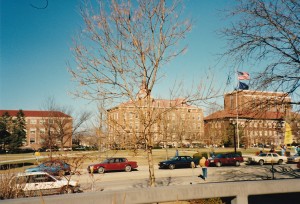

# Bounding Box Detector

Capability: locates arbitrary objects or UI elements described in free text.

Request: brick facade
[204,90,300,148]
[107,98,204,148]
[0,110,73,150]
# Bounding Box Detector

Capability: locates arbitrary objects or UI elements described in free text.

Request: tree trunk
[147,147,156,187]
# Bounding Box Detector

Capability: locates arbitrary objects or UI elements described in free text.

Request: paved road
[69,163,300,193]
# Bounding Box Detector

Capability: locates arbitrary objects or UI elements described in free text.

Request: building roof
[225,90,291,98]
[109,98,201,111]
[0,110,71,118]
[204,110,288,121]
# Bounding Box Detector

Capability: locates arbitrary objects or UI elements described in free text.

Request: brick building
[204,90,300,148]
[0,110,73,150]
[107,97,204,148]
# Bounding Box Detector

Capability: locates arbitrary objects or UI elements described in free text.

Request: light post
[229,119,237,154]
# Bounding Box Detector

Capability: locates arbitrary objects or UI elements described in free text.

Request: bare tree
[41,97,92,158]
[221,0,300,108]
[69,0,191,186]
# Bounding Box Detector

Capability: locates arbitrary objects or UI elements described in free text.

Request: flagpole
[235,70,239,150]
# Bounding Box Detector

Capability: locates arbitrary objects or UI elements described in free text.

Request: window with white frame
[40,128,45,134]
[30,137,35,144]
[30,128,36,135]
[30,119,37,124]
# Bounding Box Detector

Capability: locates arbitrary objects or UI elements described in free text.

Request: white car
[247,153,287,165]
[11,172,80,197]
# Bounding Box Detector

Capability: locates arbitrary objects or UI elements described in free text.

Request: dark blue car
[25,160,71,176]
[158,156,199,169]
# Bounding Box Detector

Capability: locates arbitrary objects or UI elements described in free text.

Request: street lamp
[229,119,237,154]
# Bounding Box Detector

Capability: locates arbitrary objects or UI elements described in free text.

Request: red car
[207,153,244,167]
[87,157,138,174]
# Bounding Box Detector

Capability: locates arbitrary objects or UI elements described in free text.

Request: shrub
[0,172,24,199]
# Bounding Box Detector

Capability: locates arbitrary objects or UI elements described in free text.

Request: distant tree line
[0,110,26,152]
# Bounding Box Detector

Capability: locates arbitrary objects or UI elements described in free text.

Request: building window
[49,119,54,124]
[40,129,45,134]
[30,128,36,135]
[50,128,55,134]
[30,137,35,144]
[30,119,37,124]
[135,122,139,130]
[230,95,234,110]
[39,119,46,124]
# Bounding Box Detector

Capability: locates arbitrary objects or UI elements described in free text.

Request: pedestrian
[281,145,286,156]
[34,151,41,163]
[296,146,300,155]
[175,149,179,156]
[198,156,208,181]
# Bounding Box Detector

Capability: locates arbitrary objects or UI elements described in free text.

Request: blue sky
[1,0,238,115]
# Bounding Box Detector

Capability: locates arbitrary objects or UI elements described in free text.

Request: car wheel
[216,161,222,167]
[235,161,240,166]
[259,160,264,165]
[125,165,132,172]
[98,167,105,174]
[60,186,73,194]
[278,159,283,165]
[169,164,175,169]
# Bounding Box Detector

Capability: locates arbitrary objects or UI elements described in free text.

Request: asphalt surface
[69,163,300,193]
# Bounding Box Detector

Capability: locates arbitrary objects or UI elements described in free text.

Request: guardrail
[4,179,300,204]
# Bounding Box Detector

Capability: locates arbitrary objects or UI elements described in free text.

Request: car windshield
[259,153,267,157]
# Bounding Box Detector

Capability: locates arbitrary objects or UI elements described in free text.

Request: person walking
[175,149,179,156]
[281,145,286,156]
[198,156,208,181]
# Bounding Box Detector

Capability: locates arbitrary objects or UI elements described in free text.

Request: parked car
[87,157,138,174]
[287,153,300,163]
[207,153,244,167]
[25,160,71,176]
[247,153,287,165]
[297,161,300,169]
[158,156,199,169]
[11,172,80,197]
[45,146,59,152]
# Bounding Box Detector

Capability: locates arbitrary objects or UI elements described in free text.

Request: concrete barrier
[4,179,300,204]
